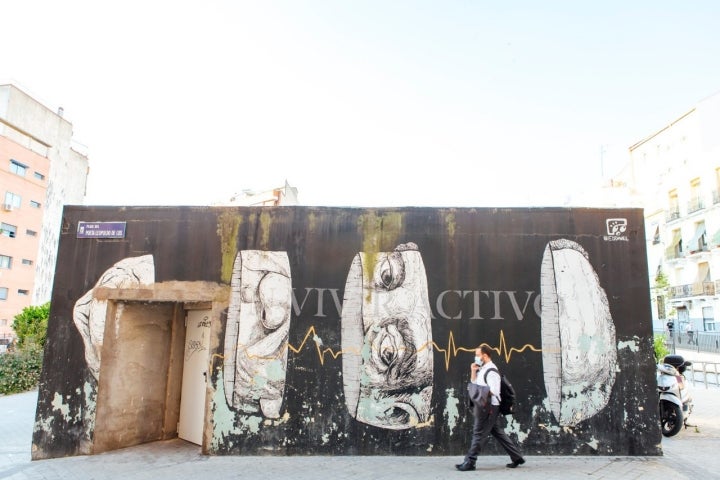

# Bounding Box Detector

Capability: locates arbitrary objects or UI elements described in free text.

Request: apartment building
[217,180,299,206]
[0,84,88,342]
[613,91,720,334]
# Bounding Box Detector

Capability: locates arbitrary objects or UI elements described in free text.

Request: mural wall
[32,206,661,459]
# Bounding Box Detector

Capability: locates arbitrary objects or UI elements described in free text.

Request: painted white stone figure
[223,251,291,419]
[541,239,617,426]
[341,242,433,430]
[72,255,155,381]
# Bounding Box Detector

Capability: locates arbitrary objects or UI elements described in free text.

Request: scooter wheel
[660,400,683,437]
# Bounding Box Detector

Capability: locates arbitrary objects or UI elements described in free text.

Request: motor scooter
[657,354,693,437]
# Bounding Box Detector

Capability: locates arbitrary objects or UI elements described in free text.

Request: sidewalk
[3,377,720,479]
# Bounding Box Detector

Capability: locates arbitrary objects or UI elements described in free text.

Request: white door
[178,309,211,445]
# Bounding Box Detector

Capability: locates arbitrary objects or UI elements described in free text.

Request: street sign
[76,221,127,239]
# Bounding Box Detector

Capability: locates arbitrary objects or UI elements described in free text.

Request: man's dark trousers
[464,404,523,465]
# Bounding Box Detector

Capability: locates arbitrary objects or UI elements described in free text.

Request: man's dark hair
[480,345,493,358]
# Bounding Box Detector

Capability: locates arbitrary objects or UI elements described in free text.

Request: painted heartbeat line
[230,326,541,370]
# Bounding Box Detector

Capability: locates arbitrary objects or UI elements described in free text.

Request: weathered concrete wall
[93,302,176,453]
[32,206,661,459]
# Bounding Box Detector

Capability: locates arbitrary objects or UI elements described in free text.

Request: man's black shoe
[506,458,525,468]
[455,461,476,471]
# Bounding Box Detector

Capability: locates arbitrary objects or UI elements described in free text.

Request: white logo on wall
[604,218,629,242]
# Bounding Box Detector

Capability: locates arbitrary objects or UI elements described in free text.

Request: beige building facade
[0,84,88,342]
[612,91,720,335]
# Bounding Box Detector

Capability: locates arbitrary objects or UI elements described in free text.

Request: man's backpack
[484,367,516,416]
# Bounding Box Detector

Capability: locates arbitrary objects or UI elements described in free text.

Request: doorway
[92,301,213,453]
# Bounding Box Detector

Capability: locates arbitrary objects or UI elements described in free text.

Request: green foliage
[654,334,670,362]
[12,302,50,348]
[0,302,50,394]
[655,269,669,289]
[0,343,43,394]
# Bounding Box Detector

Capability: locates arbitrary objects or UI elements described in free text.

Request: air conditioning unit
[2,204,13,212]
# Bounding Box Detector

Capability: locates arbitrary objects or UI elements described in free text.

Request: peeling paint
[211,378,240,449]
[51,392,71,420]
[444,388,460,431]
[504,416,530,443]
[35,410,55,433]
[535,402,562,433]
[83,382,96,425]
[263,411,291,427]
[618,338,640,352]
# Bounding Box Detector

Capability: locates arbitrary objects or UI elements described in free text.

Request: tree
[653,268,674,321]
[11,302,50,348]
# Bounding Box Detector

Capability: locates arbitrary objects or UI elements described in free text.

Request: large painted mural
[32,206,661,459]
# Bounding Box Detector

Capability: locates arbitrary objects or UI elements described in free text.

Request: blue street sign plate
[77,221,127,239]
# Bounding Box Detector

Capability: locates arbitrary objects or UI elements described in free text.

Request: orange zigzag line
[226,327,542,369]
[432,330,543,370]
[287,325,343,365]
[287,327,542,369]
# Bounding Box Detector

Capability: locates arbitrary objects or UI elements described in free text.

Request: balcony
[687,197,705,214]
[686,245,710,256]
[669,281,716,299]
[666,208,681,222]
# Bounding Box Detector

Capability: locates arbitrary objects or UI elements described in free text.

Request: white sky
[3,1,720,207]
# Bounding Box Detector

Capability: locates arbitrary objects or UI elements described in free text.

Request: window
[17,289,29,296]
[0,255,11,269]
[25,229,37,237]
[10,160,27,177]
[668,189,680,220]
[0,319,6,327]
[691,178,701,196]
[22,259,33,266]
[687,222,707,254]
[34,171,45,181]
[0,288,7,300]
[30,200,41,209]
[666,229,682,259]
[4,192,21,209]
[0,223,17,238]
[703,306,715,332]
[689,178,703,213]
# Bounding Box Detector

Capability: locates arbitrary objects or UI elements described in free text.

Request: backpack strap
[483,367,501,401]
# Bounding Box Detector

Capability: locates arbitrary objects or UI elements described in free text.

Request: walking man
[686,323,696,346]
[456,345,525,471]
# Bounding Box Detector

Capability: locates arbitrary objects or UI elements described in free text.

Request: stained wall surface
[32,206,661,459]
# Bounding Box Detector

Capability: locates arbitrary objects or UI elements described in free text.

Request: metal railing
[687,362,720,388]
[668,281,716,298]
[655,330,720,388]
[688,197,705,214]
[661,330,720,352]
